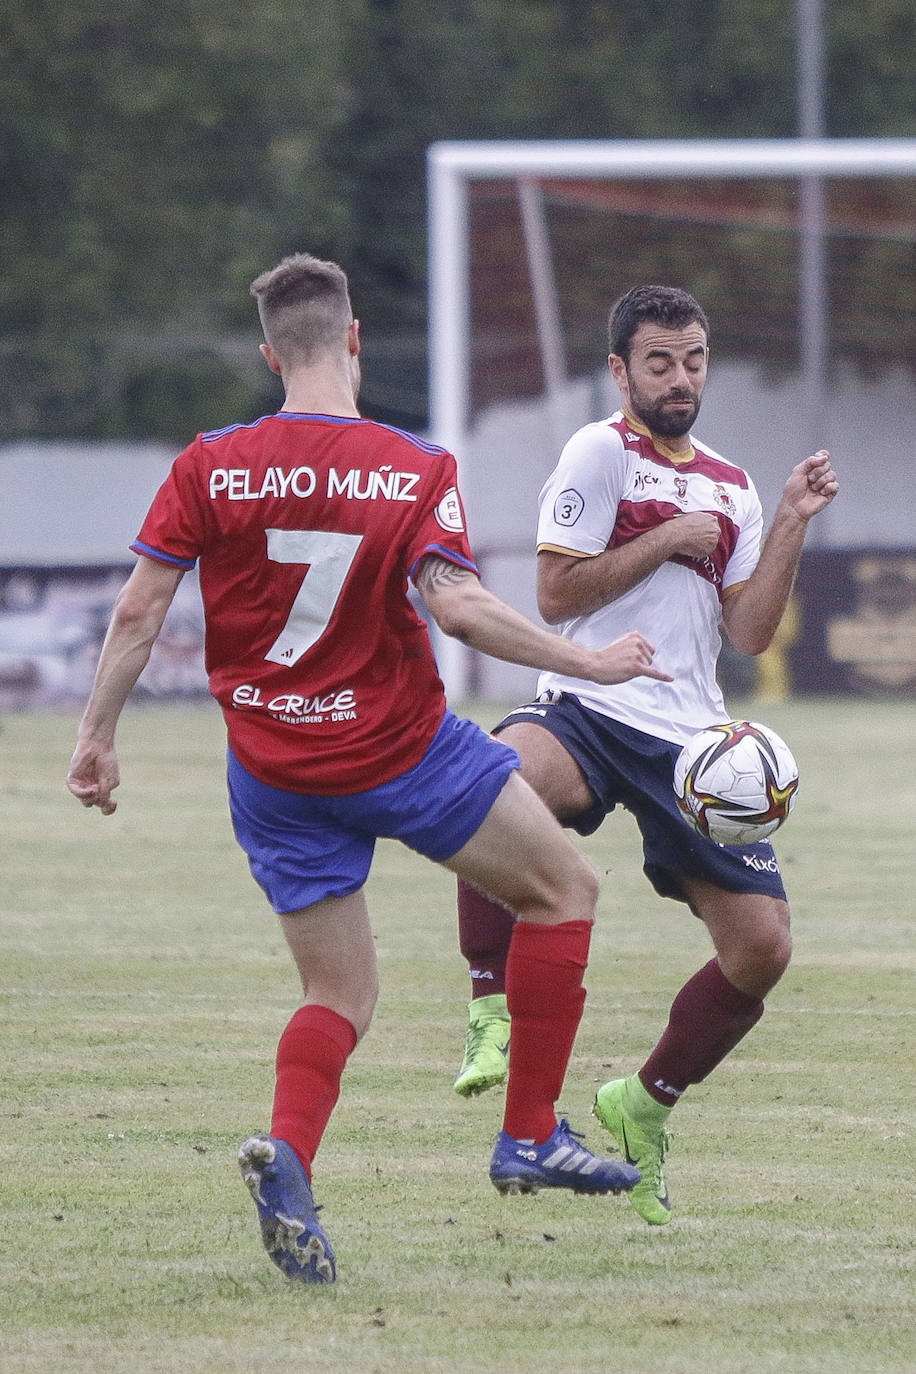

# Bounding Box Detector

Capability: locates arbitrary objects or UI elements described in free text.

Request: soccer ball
[673,720,799,846]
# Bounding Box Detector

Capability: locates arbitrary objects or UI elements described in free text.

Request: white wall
[0,441,176,564]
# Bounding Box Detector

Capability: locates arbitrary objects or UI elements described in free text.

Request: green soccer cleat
[453,993,511,1097]
[593,1077,673,1226]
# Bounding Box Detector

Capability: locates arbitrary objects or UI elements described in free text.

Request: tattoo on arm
[415,555,476,598]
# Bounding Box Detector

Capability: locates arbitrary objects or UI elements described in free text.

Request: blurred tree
[335,0,915,424]
[832,0,916,133]
[0,0,913,438]
[0,0,356,438]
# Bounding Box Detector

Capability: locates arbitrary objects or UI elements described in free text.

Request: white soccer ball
[673,720,799,846]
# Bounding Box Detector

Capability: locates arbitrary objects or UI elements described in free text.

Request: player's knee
[359,970,381,1034]
[767,920,793,978]
[556,851,599,922]
[768,899,792,961]
[309,965,379,1042]
[579,857,600,912]
[518,852,598,925]
[713,899,791,994]
[344,979,379,1042]
[746,911,792,988]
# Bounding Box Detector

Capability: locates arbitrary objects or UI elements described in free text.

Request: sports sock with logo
[457,878,515,999]
[502,918,591,1144]
[271,1004,358,1178]
[638,957,764,1107]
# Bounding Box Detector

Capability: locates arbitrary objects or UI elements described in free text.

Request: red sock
[639,958,764,1106]
[457,879,515,998]
[502,919,591,1144]
[270,1004,357,1178]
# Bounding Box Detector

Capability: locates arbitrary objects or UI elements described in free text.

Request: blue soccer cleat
[238,1134,336,1283]
[489,1118,641,1196]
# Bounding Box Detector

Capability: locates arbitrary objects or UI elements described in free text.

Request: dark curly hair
[609,285,709,363]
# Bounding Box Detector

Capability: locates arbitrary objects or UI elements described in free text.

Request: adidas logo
[541,1144,601,1175]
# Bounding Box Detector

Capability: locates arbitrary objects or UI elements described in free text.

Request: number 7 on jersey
[264,528,364,666]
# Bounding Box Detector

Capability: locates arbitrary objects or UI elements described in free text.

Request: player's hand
[67,741,120,816]
[587,631,672,685]
[782,450,838,521]
[665,511,721,559]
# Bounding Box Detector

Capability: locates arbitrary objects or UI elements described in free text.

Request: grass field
[1,698,914,1373]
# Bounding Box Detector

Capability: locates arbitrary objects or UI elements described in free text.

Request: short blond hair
[250,253,352,366]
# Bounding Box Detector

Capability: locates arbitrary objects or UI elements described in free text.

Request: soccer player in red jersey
[67,253,671,1283]
[452,285,838,1228]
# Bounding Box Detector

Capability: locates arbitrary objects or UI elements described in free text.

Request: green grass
[1,699,914,1372]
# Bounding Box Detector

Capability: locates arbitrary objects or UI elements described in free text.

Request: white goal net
[426,139,916,700]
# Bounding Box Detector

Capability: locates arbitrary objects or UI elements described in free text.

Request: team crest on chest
[674,476,689,505]
[712,483,737,517]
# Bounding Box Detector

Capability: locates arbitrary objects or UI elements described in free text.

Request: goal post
[426,138,916,700]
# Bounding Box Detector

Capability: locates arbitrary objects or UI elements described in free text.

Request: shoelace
[555,1118,585,1144]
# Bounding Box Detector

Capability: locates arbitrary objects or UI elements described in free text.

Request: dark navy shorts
[493,693,787,908]
[227,709,521,914]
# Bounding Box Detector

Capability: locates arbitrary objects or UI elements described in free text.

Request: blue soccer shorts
[226,709,521,914]
[493,692,788,907]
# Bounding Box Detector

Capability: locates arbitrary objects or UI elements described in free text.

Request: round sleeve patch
[553,488,585,526]
[435,487,465,532]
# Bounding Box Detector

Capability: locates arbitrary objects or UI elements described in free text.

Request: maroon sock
[270,1004,357,1178]
[457,878,515,998]
[503,919,591,1144]
[639,958,764,1106]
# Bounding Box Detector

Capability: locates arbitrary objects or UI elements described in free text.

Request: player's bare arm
[537,511,721,625]
[415,553,671,685]
[723,450,838,657]
[67,558,185,815]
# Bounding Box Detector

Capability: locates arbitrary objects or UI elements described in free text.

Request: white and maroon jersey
[132,411,477,793]
[535,411,763,745]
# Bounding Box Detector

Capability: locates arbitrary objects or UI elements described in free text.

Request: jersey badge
[553,488,585,526]
[435,487,465,532]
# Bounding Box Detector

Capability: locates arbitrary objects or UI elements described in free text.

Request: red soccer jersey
[132,411,478,792]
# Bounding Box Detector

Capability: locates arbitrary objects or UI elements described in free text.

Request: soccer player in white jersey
[454,284,838,1227]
